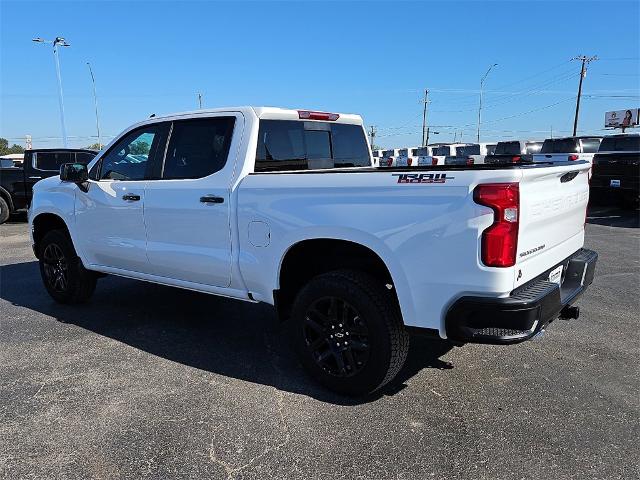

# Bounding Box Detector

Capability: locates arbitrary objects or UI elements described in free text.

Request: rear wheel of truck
[0,196,10,224]
[290,269,409,396]
[38,229,97,304]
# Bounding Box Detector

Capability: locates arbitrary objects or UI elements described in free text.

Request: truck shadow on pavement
[0,261,454,405]
[587,205,639,228]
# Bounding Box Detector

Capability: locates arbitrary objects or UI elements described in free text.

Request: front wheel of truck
[0,196,10,224]
[38,229,97,304]
[290,269,409,396]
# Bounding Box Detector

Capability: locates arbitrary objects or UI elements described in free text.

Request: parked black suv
[591,134,640,208]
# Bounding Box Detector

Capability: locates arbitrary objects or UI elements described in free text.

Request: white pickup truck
[28,106,598,396]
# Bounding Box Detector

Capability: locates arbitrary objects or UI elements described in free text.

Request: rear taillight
[298,110,340,121]
[568,154,579,161]
[386,158,393,167]
[431,157,438,165]
[473,183,520,268]
[407,157,413,166]
[466,157,474,165]
[511,156,521,163]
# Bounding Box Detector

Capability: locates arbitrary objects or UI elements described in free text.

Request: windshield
[541,138,579,153]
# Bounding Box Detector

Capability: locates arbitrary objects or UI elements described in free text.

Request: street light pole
[477,63,498,143]
[33,37,70,147]
[86,62,101,148]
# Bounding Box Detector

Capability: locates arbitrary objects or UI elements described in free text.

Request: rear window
[485,144,497,155]
[581,138,602,153]
[525,142,543,154]
[541,138,579,153]
[398,148,409,156]
[598,136,640,152]
[255,120,370,172]
[382,149,395,157]
[412,147,429,156]
[34,151,74,171]
[433,146,450,156]
[494,142,521,155]
[456,144,480,156]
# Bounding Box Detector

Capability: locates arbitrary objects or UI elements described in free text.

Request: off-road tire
[290,269,409,396]
[38,229,97,304]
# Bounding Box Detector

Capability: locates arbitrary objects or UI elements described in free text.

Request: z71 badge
[392,173,455,184]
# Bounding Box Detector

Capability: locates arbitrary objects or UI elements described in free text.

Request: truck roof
[149,106,364,125]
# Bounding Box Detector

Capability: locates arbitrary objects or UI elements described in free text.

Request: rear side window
[494,142,521,155]
[581,138,602,153]
[525,142,543,154]
[255,120,370,171]
[163,117,235,179]
[541,138,579,153]
[598,136,640,152]
[456,145,480,156]
[34,151,74,171]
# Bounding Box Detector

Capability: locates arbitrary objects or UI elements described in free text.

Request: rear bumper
[445,248,598,345]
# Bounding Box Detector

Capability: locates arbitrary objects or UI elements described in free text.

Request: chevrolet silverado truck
[28,107,597,395]
[0,148,97,224]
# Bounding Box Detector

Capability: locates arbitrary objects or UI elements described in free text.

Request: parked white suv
[444,142,498,165]
[29,106,598,396]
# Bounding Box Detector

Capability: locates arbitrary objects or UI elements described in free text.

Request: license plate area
[548,265,563,285]
[610,179,621,187]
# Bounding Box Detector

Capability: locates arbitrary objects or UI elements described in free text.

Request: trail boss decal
[392,173,455,184]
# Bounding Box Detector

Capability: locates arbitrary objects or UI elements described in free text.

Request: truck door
[143,114,241,288]
[75,123,170,272]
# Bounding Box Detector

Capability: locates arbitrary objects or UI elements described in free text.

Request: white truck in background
[28,106,598,396]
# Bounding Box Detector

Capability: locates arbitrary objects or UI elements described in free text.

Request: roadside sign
[605,108,639,129]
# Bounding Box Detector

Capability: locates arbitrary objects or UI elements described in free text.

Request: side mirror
[60,163,88,183]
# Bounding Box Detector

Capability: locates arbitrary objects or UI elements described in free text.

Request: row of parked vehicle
[373,133,639,207]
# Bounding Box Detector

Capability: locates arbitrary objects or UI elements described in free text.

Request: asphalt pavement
[1,207,638,480]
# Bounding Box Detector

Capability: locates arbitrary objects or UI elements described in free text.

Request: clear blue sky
[1,0,638,148]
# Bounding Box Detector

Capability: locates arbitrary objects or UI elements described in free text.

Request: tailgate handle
[560,171,579,183]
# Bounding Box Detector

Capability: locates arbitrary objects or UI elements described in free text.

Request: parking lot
[0,206,638,480]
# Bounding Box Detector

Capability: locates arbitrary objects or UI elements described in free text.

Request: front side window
[162,117,236,179]
[99,124,168,180]
[35,151,73,171]
[255,120,370,172]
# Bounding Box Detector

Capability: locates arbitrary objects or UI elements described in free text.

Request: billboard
[605,108,639,128]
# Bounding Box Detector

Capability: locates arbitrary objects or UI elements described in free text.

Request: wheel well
[32,213,69,257]
[275,239,398,321]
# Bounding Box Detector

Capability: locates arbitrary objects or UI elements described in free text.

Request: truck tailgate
[514,162,590,287]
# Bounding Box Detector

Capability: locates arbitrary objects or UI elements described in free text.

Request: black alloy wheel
[303,296,370,377]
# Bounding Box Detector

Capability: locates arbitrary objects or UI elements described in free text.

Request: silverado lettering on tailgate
[392,173,455,184]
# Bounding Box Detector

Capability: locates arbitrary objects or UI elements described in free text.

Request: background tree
[0,138,25,156]
[86,143,102,150]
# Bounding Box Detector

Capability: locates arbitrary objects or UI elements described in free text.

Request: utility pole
[197,92,203,109]
[33,36,70,147]
[477,63,498,143]
[368,125,377,149]
[572,55,597,136]
[421,89,429,146]
[86,62,101,148]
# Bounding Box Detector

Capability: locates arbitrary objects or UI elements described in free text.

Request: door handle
[200,195,224,204]
[122,193,141,201]
[29,176,42,180]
